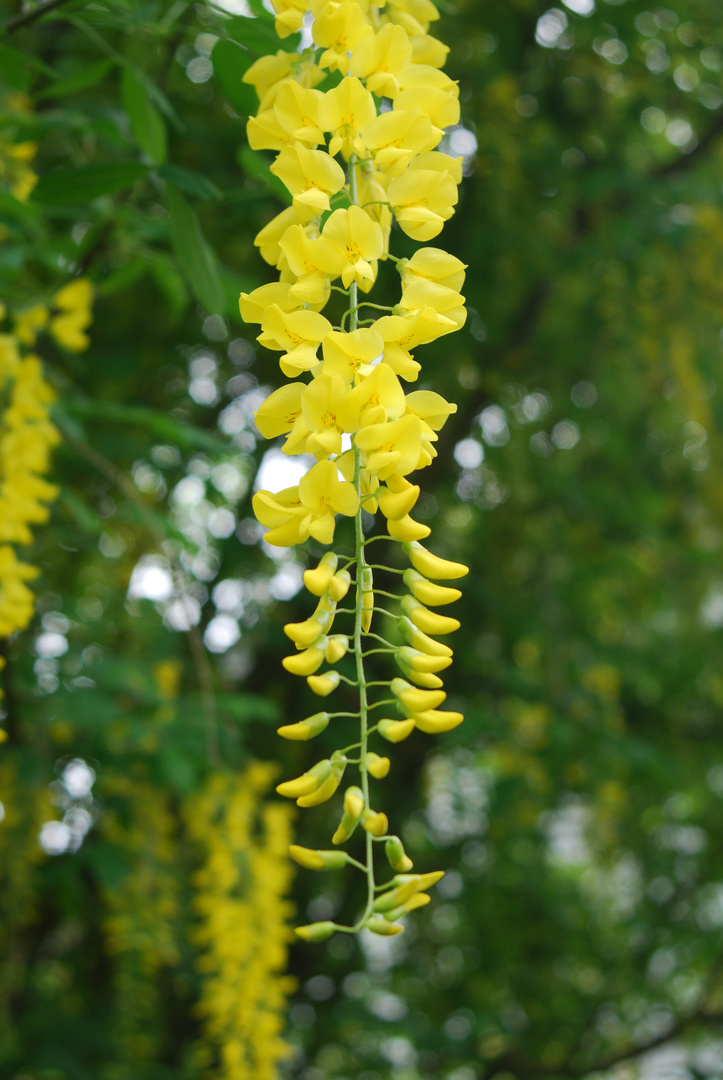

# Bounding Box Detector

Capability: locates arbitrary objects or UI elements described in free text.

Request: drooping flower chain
[0,282,94,645]
[240,0,469,941]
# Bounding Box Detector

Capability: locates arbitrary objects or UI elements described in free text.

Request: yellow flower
[322,205,384,288]
[254,206,305,268]
[254,382,305,442]
[313,0,373,74]
[279,224,344,303]
[399,276,466,332]
[372,308,455,379]
[388,161,459,241]
[270,144,346,221]
[13,305,48,347]
[384,0,441,36]
[401,245,467,291]
[50,278,94,352]
[362,107,439,178]
[395,79,460,133]
[351,361,406,423]
[349,23,413,98]
[299,458,358,524]
[322,76,377,158]
[300,372,362,457]
[354,413,424,480]
[269,0,310,38]
[243,49,299,108]
[258,303,332,376]
[321,327,384,383]
[239,281,300,324]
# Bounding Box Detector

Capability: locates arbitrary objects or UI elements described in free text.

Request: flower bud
[296,767,343,807]
[373,879,420,912]
[276,758,332,799]
[390,676,446,713]
[277,711,330,741]
[362,809,388,836]
[282,640,327,676]
[328,568,352,602]
[295,921,337,942]
[401,595,459,635]
[396,645,452,674]
[383,892,431,921]
[378,718,415,743]
[284,610,332,647]
[366,917,404,936]
[364,752,390,779]
[410,708,464,734]
[378,483,420,520]
[385,835,413,872]
[307,669,341,697]
[325,634,349,663]
[396,658,444,689]
[360,565,374,632]
[289,845,349,870]
[403,567,461,607]
[344,786,365,819]
[387,514,431,541]
[394,870,444,891]
[403,540,469,580]
[397,616,453,657]
[332,786,365,844]
[303,552,338,596]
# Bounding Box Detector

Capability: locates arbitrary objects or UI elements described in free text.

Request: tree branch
[1,0,79,35]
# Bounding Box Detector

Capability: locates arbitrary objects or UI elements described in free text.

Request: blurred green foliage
[4,0,723,1078]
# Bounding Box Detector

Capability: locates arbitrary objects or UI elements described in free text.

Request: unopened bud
[307,670,341,697]
[289,845,349,870]
[366,917,404,936]
[277,711,330,741]
[391,677,446,714]
[362,809,388,836]
[378,718,415,743]
[385,835,413,873]
[303,552,338,596]
[295,921,337,942]
[403,568,462,607]
[401,595,459,636]
[325,634,349,664]
[403,540,469,581]
[364,752,390,779]
[328,569,351,602]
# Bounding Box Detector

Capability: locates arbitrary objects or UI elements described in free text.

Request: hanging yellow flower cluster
[238,0,469,940]
[0,92,38,208]
[0,282,94,641]
[185,764,296,1080]
[101,776,181,1069]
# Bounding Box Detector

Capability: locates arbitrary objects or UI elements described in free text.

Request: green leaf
[165,183,226,315]
[36,59,114,101]
[158,163,220,201]
[0,43,32,91]
[245,0,276,22]
[0,189,41,227]
[121,67,168,165]
[211,39,258,116]
[30,162,149,205]
[237,145,289,202]
[225,14,298,54]
[62,398,229,454]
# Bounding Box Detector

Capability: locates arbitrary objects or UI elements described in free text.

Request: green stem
[348,150,376,932]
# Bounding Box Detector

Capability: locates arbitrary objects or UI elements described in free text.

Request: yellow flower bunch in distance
[239,0,469,941]
[185,764,296,1080]
[0,282,94,641]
